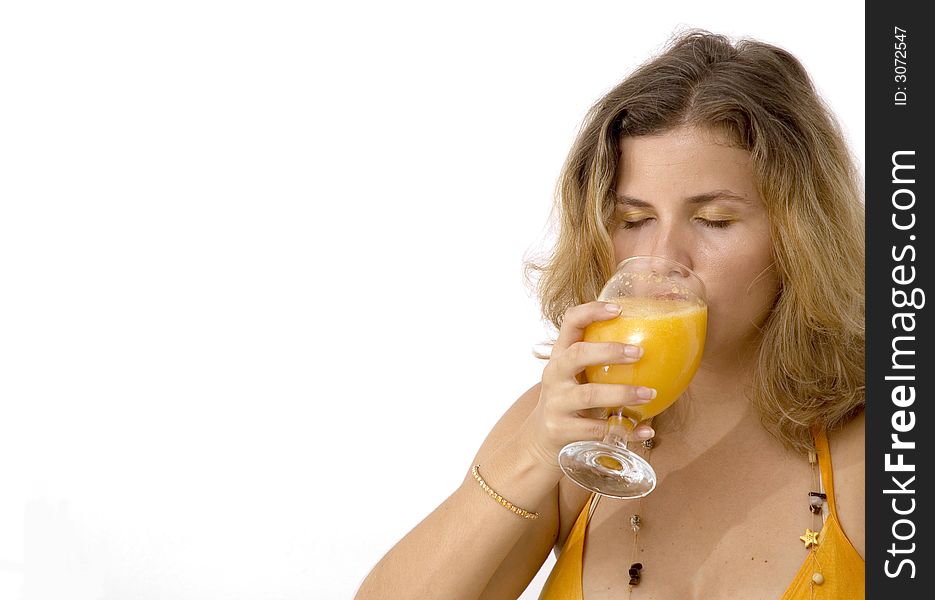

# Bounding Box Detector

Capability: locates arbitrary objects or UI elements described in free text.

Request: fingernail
[636,387,656,399]
[605,303,622,314]
[636,427,655,440]
[624,345,643,358]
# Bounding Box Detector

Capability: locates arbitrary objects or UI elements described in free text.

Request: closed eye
[617,218,733,230]
[696,218,733,229]
[617,219,651,230]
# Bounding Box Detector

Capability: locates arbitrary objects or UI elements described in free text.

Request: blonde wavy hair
[525,30,865,454]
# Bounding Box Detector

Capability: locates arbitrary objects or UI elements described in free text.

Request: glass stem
[604,412,635,449]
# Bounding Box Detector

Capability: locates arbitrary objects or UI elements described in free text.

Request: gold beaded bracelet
[471,464,540,520]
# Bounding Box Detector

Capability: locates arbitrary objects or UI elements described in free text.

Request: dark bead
[632,562,643,570]
[809,495,825,514]
[629,577,641,586]
[629,568,640,576]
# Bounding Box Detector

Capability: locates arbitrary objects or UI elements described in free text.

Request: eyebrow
[615,190,751,207]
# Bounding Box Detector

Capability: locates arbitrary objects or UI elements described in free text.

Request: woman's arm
[356,301,653,599]
[354,383,563,600]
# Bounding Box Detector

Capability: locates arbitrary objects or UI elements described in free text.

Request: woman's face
[612,126,779,364]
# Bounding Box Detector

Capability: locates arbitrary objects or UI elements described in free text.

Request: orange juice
[583,296,707,421]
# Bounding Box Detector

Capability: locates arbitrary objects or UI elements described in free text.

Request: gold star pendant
[800,528,820,549]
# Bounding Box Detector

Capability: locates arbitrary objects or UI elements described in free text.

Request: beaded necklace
[585,435,653,600]
[625,437,653,599]
[589,436,828,599]
[803,448,828,598]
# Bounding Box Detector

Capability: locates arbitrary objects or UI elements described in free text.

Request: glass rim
[613,255,707,298]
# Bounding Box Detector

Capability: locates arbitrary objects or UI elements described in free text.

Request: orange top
[538,429,864,599]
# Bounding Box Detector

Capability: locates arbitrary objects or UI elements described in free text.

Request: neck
[650,340,767,454]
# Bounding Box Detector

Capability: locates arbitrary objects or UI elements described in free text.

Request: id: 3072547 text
[894,26,908,106]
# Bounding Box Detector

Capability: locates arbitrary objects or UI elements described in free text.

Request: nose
[641,220,695,274]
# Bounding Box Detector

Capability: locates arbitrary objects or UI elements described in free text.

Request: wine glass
[557,255,707,498]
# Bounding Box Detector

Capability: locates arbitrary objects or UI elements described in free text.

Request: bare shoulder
[828,410,865,559]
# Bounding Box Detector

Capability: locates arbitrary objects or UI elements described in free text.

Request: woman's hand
[520,301,656,471]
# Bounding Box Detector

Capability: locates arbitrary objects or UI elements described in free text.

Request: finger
[573,415,650,444]
[566,416,654,444]
[558,341,644,377]
[632,423,656,440]
[570,383,657,412]
[553,301,624,354]
[568,417,623,442]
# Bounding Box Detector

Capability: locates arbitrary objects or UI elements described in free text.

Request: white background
[0,2,863,599]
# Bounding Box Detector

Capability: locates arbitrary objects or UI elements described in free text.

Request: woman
[355,30,864,599]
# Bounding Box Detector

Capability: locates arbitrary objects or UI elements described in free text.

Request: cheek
[749,269,781,324]
[705,255,779,334]
[612,230,632,263]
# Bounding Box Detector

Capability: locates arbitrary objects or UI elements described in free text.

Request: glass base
[558,440,657,499]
